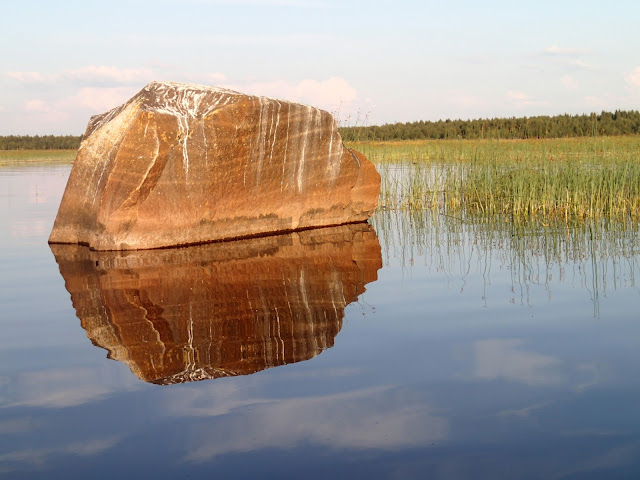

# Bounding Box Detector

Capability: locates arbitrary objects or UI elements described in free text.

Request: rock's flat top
[49,81,380,250]
[51,223,381,384]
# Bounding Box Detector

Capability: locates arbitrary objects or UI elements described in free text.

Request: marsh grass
[0,149,76,167]
[353,137,640,222]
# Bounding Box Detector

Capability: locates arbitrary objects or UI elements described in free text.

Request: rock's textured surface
[51,223,381,384]
[49,81,380,250]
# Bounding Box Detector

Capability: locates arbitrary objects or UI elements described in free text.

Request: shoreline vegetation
[0,149,76,166]
[353,136,640,223]
[2,111,639,224]
[0,135,80,150]
[340,109,640,141]
[1,109,639,150]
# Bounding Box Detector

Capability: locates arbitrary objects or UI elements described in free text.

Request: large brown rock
[49,81,380,250]
[51,223,381,384]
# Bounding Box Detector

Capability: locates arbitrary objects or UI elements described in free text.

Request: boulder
[49,81,380,250]
[51,223,381,384]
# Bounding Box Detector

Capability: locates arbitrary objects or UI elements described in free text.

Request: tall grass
[353,137,640,222]
[0,149,76,167]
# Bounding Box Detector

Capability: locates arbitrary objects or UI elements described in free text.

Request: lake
[1,164,640,479]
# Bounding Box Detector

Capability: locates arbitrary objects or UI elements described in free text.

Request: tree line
[339,110,640,141]
[2,110,639,149]
[0,135,81,150]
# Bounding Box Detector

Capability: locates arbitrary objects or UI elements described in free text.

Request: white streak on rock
[269,101,281,166]
[297,106,314,193]
[128,124,160,202]
[145,82,237,178]
[299,269,312,321]
[92,158,110,206]
[330,269,342,321]
[254,97,271,185]
[328,123,333,162]
[85,100,141,207]
[201,115,209,168]
[273,305,285,362]
[280,107,290,192]
[186,303,195,372]
[179,115,190,175]
[326,123,341,185]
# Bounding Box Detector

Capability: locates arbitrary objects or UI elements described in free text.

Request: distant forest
[2,110,640,149]
[0,135,81,150]
[339,110,640,141]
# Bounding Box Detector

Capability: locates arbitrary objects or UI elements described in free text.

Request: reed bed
[0,149,76,167]
[352,137,640,222]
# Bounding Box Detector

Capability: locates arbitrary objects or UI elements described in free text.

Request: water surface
[1,165,639,479]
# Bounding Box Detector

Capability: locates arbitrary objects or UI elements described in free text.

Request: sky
[2,0,640,135]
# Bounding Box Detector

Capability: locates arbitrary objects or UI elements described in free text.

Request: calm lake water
[1,165,640,479]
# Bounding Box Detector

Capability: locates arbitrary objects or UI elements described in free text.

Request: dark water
[1,166,640,479]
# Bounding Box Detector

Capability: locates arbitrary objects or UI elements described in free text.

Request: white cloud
[584,93,627,111]
[625,66,640,91]
[497,401,553,417]
[506,90,530,102]
[24,99,51,113]
[0,417,40,435]
[4,65,362,133]
[561,74,578,90]
[199,72,227,84]
[450,92,489,109]
[506,90,549,107]
[295,77,357,107]
[27,76,356,117]
[1,367,140,409]
[543,45,586,56]
[12,86,139,133]
[474,338,562,386]
[64,65,153,84]
[568,59,594,70]
[68,86,139,112]
[6,65,154,86]
[161,385,448,462]
[225,76,358,113]
[537,45,594,70]
[18,99,71,129]
[6,71,52,83]
[0,436,120,473]
[3,369,113,408]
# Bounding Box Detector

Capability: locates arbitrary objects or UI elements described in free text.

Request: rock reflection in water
[51,223,381,385]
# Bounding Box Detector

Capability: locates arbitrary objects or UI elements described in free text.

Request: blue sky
[2,0,640,134]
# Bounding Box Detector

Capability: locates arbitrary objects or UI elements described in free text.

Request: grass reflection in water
[364,138,640,317]
[373,200,640,318]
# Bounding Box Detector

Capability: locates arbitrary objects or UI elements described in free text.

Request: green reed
[0,149,76,167]
[353,137,640,222]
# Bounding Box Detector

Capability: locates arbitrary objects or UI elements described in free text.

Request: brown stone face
[51,223,381,384]
[48,81,380,250]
